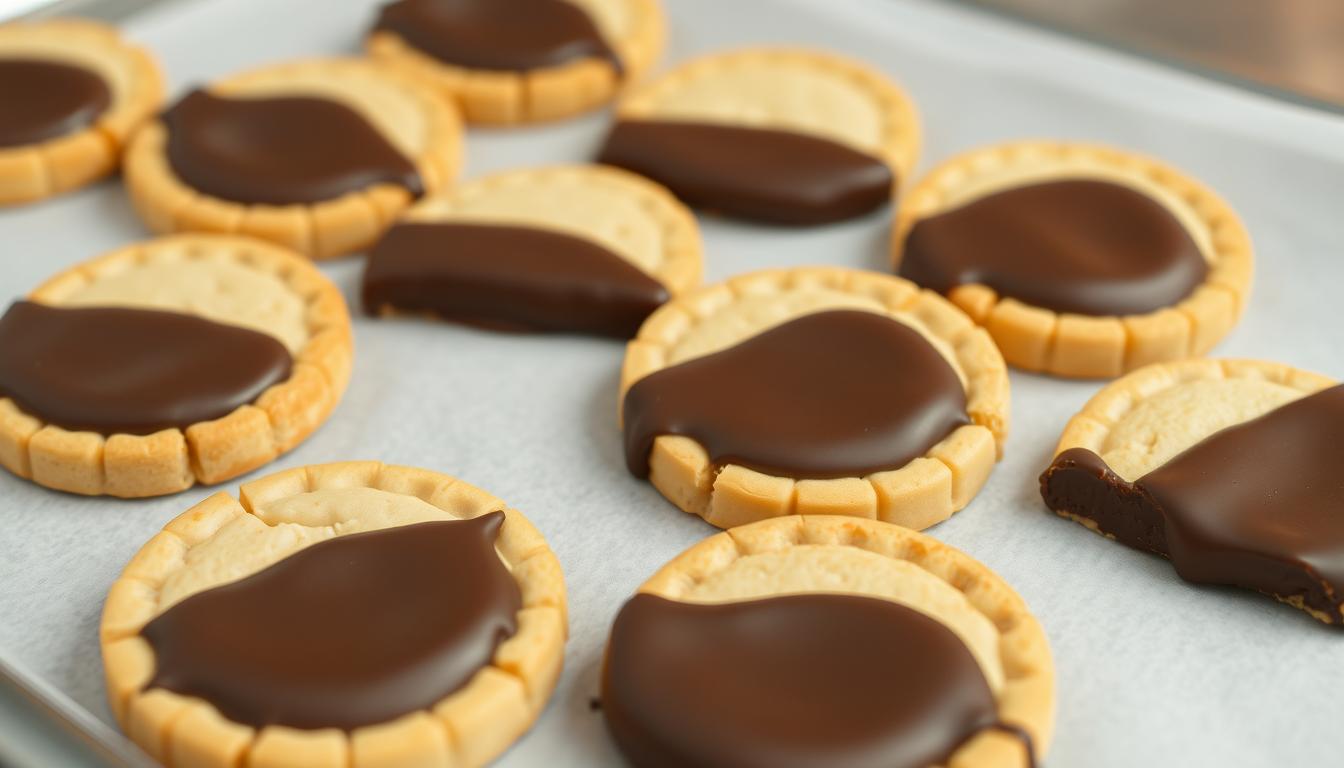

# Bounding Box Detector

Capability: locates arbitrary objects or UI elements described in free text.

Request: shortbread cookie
[1040,359,1344,624]
[602,515,1053,767]
[597,48,920,225]
[893,141,1253,378]
[368,0,664,124]
[101,461,567,768]
[0,18,162,205]
[620,267,1008,529]
[0,234,352,497]
[363,164,700,338]
[124,57,461,260]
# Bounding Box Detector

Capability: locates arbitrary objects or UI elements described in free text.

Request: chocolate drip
[363,222,669,338]
[1041,384,1344,621]
[622,310,968,479]
[0,301,291,435]
[374,0,621,73]
[0,58,111,147]
[163,89,423,205]
[602,593,1023,768]
[142,514,521,730]
[900,179,1208,316]
[598,120,895,225]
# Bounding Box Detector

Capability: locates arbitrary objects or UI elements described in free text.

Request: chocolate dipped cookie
[124,58,461,259]
[368,0,664,124]
[0,235,351,497]
[362,164,700,337]
[602,515,1054,767]
[597,48,920,225]
[620,267,1009,529]
[101,461,566,767]
[0,18,162,205]
[893,141,1252,378]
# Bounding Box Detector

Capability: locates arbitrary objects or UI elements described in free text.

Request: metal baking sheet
[1,0,1343,765]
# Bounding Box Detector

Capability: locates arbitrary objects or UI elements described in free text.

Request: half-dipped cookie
[101,461,566,767]
[893,141,1253,378]
[620,267,1008,529]
[0,235,351,497]
[602,515,1054,767]
[0,18,162,205]
[1041,359,1344,625]
[124,58,461,259]
[368,0,664,124]
[597,48,919,225]
[363,164,700,337]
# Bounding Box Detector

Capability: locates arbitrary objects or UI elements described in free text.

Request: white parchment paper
[1,0,1342,765]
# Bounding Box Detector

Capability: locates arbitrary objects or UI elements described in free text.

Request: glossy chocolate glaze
[602,593,1009,768]
[363,222,669,338]
[900,179,1208,316]
[598,120,895,225]
[0,301,291,435]
[0,57,111,147]
[163,89,423,205]
[374,0,621,73]
[1041,384,1344,621]
[142,514,520,730]
[622,309,968,479]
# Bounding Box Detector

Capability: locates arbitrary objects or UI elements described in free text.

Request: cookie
[124,57,462,260]
[101,461,567,768]
[596,48,920,225]
[893,141,1253,378]
[368,0,665,124]
[0,234,352,497]
[0,18,163,205]
[1040,359,1344,624]
[362,164,701,338]
[601,515,1053,767]
[620,266,1009,530]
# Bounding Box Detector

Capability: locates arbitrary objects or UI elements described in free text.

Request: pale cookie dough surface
[0,234,352,498]
[100,461,567,768]
[0,19,163,205]
[1054,358,1336,481]
[123,58,461,260]
[617,48,921,177]
[621,266,1009,530]
[638,515,1054,767]
[892,141,1254,379]
[406,165,701,294]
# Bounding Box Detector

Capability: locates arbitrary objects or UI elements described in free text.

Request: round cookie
[597,47,920,225]
[362,164,701,338]
[0,18,163,205]
[101,461,567,768]
[893,141,1253,378]
[0,234,352,497]
[620,266,1009,530]
[601,515,1054,767]
[367,0,665,124]
[1041,359,1344,624]
[124,57,462,260]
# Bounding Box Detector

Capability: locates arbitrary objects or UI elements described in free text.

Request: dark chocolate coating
[1041,384,1344,621]
[601,593,1007,768]
[622,309,969,479]
[162,89,423,205]
[362,222,668,338]
[374,0,621,73]
[597,120,895,225]
[900,179,1208,316]
[0,301,291,435]
[142,514,521,730]
[0,57,111,147]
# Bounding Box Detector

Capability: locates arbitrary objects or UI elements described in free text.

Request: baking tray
[1,0,1342,766]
